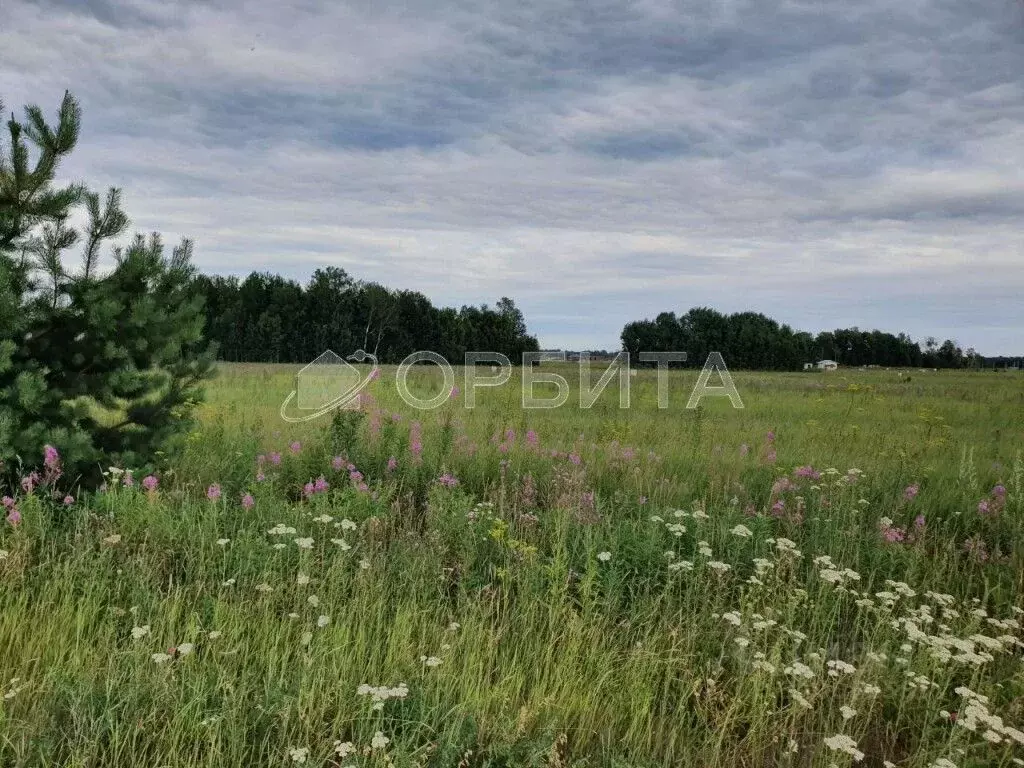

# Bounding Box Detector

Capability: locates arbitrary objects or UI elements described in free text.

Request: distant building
[817,359,838,371]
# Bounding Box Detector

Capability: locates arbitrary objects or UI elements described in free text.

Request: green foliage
[0,92,213,489]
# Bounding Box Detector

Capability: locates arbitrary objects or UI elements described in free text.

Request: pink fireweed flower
[206,484,222,501]
[568,453,582,466]
[992,484,1006,498]
[409,421,423,463]
[437,473,459,489]
[256,471,266,482]
[525,429,539,448]
[771,477,795,495]
[883,526,905,542]
[2,496,14,508]
[977,499,991,515]
[290,441,302,454]
[63,495,74,506]
[122,471,134,488]
[622,447,636,461]
[449,385,460,400]
[764,448,777,464]
[793,465,821,480]
[348,469,362,484]
[43,444,60,469]
[7,507,21,525]
[770,499,786,517]
[256,454,266,466]
[142,475,158,491]
[903,483,919,501]
[914,514,926,529]
[241,493,255,509]
[314,476,329,493]
[269,452,282,466]
[20,472,39,494]
[766,430,776,444]
[303,481,315,497]
[505,428,516,443]
[386,456,398,472]
[332,456,346,471]
[368,367,381,381]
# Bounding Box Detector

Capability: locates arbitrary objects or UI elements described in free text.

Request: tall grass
[0,366,1022,767]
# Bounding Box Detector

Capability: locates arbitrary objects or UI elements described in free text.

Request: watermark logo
[279,349,379,422]
[280,350,742,420]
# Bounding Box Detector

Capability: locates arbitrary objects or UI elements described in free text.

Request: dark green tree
[0,92,214,489]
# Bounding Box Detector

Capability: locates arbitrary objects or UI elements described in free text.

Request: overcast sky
[2,0,1023,354]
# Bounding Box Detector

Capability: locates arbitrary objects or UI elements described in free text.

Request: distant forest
[193,268,540,364]
[621,308,1021,370]
[193,269,1020,370]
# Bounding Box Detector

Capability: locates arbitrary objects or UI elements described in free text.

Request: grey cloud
[1,0,1023,354]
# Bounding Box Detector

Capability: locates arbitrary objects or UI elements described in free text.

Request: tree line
[620,307,1009,370]
[192,268,539,364]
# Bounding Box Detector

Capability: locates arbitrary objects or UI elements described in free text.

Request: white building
[817,359,838,371]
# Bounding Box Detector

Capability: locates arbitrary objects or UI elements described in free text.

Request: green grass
[1,365,1023,767]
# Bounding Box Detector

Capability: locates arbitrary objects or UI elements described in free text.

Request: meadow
[1,364,1023,767]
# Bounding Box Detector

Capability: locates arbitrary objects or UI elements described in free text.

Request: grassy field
[1,364,1023,767]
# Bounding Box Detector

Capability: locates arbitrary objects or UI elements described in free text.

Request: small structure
[816,359,838,371]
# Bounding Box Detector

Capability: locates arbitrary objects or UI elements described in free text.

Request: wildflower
[307,595,320,607]
[207,631,222,640]
[904,484,920,501]
[288,746,309,763]
[255,583,273,593]
[294,537,314,549]
[206,484,221,501]
[332,456,346,471]
[142,475,158,491]
[216,538,230,546]
[789,688,812,709]
[707,561,731,572]
[317,615,330,628]
[103,534,121,546]
[241,493,255,509]
[334,741,356,758]
[420,655,442,667]
[437,472,459,489]
[269,452,282,465]
[340,519,357,531]
[597,551,612,562]
[371,732,390,750]
[386,456,398,472]
[823,734,864,762]
[131,625,151,639]
[151,653,173,664]
[290,441,302,454]
[730,524,753,538]
[722,611,742,627]
[331,539,352,550]
[840,705,857,720]
[300,631,313,647]
[359,559,371,569]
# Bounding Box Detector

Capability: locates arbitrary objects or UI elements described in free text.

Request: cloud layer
[2,0,1023,353]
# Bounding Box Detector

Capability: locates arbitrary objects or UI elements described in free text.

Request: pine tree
[0,91,214,490]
